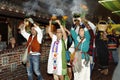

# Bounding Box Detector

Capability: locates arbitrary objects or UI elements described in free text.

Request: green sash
[61,39,70,80]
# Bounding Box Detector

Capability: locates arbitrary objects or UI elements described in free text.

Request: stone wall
[0,39,51,80]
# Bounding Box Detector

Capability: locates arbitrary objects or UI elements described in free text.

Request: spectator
[112,45,120,80]
[0,34,7,51]
[107,29,120,64]
[95,31,109,75]
[7,37,17,49]
[17,28,27,46]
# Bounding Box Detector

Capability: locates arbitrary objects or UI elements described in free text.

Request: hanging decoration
[98,0,120,16]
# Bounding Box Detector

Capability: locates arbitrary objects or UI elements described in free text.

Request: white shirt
[21,25,43,55]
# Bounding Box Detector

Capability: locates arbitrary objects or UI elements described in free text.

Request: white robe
[47,35,63,75]
[74,59,90,80]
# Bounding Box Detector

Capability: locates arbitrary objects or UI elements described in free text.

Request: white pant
[74,59,90,80]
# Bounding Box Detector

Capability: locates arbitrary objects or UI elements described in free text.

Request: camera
[74,19,79,22]
[73,13,81,18]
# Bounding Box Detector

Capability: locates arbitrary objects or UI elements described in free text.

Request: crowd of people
[0,13,120,80]
[45,14,120,80]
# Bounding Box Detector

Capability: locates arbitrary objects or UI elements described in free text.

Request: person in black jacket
[95,31,109,75]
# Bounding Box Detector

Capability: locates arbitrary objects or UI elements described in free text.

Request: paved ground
[19,60,116,80]
[40,61,116,80]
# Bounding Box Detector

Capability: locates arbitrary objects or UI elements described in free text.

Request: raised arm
[77,28,90,52]
[26,18,43,44]
[64,27,71,36]
[48,20,54,38]
[70,28,78,41]
[33,23,43,44]
[18,21,30,40]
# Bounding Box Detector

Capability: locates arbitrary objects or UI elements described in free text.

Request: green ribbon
[62,39,70,80]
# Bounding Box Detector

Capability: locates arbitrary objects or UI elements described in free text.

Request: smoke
[22,0,88,18]
[23,0,40,16]
[44,0,69,16]
[45,0,88,17]
[70,0,88,17]
[70,0,83,14]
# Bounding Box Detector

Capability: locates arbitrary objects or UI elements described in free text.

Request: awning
[98,0,120,16]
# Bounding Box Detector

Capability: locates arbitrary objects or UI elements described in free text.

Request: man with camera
[72,13,85,34]
[68,13,85,56]
[66,13,87,80]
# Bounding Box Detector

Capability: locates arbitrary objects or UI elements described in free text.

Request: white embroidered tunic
[47,35,63,75]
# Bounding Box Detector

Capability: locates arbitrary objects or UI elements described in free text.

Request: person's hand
[19,23,25,30]
[24,20,29,26]
[73,17,81,24]
[27,18,34,24]
[76,17,81,22]
[72,18,76,24]
[49,20,52,25]
[55,20,61,25]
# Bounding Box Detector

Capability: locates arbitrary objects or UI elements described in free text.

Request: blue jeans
[27,54,43,80]
[112,49,119,64]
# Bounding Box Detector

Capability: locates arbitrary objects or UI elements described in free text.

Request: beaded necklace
[52,40,59,73]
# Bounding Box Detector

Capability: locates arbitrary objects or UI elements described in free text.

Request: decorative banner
[98,0,120,16]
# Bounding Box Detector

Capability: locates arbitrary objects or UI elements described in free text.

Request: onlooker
[17,28,27,46]
[95,31,109,75]
[19,18,43,80]
[7,37,17,49]
[112,45,120,80]
[107,29,120,64]
[0,34,7,51]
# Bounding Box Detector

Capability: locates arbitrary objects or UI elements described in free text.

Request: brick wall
[0,39,51,80]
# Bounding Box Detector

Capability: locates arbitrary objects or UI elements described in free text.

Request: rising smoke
[70,0,88,15]
[22,0,88,18]
[23,0,41,16]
